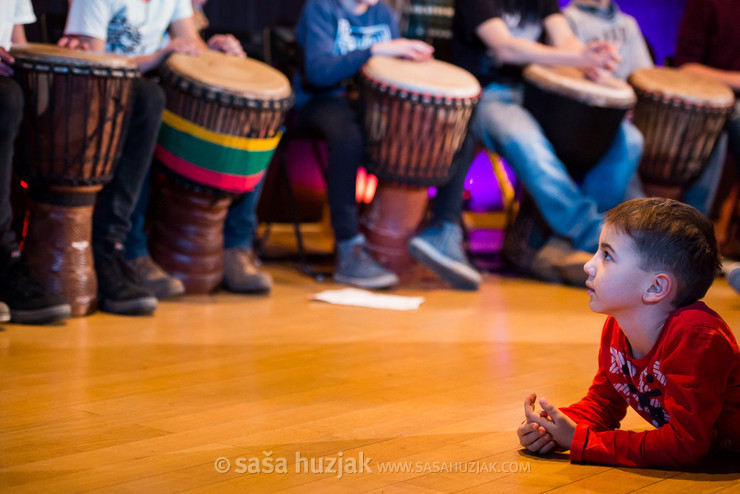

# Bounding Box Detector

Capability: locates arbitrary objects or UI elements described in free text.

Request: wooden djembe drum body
[149,51,293,293]
[629,67,735,200]
[358,56,480,279]
[503,64,637,272]
[11,43,138,316]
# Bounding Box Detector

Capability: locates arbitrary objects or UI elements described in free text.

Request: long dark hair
[495,0,551,27]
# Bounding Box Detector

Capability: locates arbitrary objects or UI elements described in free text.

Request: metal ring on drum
[358,56,480,280]
[11,43,139,316]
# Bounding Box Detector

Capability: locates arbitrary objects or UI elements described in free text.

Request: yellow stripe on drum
[160,110,282,152]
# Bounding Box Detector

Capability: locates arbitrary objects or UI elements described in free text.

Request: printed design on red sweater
[609,347,671,427]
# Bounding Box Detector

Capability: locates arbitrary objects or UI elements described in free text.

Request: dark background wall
[25,0,690,67]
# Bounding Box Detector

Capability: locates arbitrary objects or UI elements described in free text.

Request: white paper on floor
[311,288,425,311]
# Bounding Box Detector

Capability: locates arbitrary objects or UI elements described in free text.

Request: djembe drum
[503,65,636,275]
[523,64,637,180]
[628,67,735,199]
[358,56,480,278]
[11,43,138,316]
[149,50,293,293]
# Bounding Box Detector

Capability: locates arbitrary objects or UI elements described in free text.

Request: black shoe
[0,254,72,324]
[94,244,157,315]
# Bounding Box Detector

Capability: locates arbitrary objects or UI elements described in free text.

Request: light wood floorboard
[1,238,739,492]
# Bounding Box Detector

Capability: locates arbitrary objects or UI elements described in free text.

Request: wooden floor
[2,229,740,493]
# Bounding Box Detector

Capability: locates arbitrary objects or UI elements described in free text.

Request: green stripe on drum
[157,121,278,177]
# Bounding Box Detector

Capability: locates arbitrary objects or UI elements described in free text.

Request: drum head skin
[629,67,735,108]
[165,50,292,101]
[524,64,636,109]
[10,43,137,71]
[362,55,481,99]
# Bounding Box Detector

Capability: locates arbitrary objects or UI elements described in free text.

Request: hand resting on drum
[370,38,434,61]
[59,35,204,73]
[206,34,245,58]
[0,48,14,77]
[581,40,620,75]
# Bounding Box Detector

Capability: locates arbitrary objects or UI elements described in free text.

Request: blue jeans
[471,83,643,253]
[124,169,266,260]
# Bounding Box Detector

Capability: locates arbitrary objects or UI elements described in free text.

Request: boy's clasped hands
[517,393,576,455]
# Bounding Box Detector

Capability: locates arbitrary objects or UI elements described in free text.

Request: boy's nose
[583,255,596,276]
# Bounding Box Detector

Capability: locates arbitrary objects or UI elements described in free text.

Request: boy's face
[583,224,653,316]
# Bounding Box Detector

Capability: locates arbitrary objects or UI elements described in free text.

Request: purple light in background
[463,150,517,213]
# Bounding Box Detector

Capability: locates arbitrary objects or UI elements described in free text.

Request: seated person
[294,0,482,290]
[563,0,652,82]
[0,0,72,324]
[453,0,643,285]
[62,0,263,313]
[673,0,740,293]
[518,198,739,469]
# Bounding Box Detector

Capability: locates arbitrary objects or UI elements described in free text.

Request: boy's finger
[539,439,557,454]
[539,397,560,420]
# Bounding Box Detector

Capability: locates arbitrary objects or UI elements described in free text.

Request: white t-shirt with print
[1,0,36,49]
[64,0,194,56]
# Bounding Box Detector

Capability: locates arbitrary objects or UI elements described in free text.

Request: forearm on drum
[169,17,208,51]
[679,63,740,93]
[11,24,27,44]
[476,17,592,70]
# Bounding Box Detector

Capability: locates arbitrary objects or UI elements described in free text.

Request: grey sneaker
[127,256,185,299]
[334,234,399,289]
[223,247,273,293]
[0,301,9,322]
[727,263,740,295]
[408,221,482,291]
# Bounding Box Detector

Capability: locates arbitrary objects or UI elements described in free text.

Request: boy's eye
[602,251,612,261]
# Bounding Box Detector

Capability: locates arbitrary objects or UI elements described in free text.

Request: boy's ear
[644,272,673,304]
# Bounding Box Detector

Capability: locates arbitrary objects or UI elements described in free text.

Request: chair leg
[487,150,519,229]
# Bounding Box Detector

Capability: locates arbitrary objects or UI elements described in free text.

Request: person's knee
[135,79,166,114]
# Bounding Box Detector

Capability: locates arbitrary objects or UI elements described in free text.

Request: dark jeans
[124,168,267,260]
[0,77,24,256]
[92,78,165,249]
[298,94,473,242]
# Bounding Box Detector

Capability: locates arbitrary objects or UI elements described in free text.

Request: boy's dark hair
[604,198,721,308]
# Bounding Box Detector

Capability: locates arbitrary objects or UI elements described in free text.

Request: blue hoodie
[295,0,400,107]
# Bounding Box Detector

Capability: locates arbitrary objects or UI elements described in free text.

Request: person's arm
[533,327,737,469]
[475,13,617,71]
[518,322,627,456]
[673,0,738,91]
[300,2,371,87]
[11,24,27,44]
[168,16,208,50]
[2,0,35,76]
[299,1,431,89]
[681,63,740,93]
